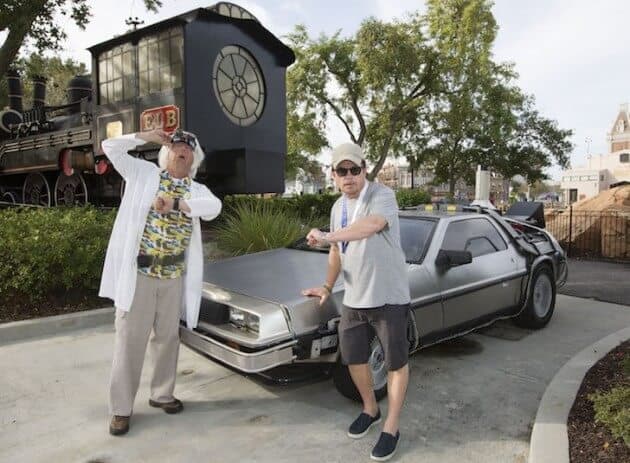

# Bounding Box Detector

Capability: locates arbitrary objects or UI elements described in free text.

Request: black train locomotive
[0,2,294,206]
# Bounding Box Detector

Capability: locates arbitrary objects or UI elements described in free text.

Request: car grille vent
[199,298,230,325]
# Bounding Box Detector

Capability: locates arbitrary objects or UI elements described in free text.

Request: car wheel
[332,335,388,402]
[514,264,556,329]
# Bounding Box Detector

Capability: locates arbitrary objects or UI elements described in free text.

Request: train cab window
[138,27,183,97]
[99,43,136,104]
[98,27,183,104]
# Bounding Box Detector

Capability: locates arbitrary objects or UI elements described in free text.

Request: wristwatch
[173,198,180,211]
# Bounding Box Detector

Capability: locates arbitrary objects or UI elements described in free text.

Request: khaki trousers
[109,272,183,416]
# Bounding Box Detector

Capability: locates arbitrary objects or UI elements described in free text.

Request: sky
[8,0,630,180]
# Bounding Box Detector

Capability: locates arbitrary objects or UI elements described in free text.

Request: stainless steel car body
[181,209,568,374]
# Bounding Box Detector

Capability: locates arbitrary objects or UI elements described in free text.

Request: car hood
[203,248,330,306]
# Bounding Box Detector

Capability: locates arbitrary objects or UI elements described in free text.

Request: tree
[286,15,439,180]
[287,0,572,190]
[0,53,88,108]
[285,100,328,179]
[0,0,161,79]
[407,0,572,194]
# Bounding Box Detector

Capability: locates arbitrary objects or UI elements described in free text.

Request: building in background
[396,163,509,203]
[561,103,630,203]
[284,165,326,195]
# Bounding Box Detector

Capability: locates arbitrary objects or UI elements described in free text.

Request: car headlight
[229,308,260,334]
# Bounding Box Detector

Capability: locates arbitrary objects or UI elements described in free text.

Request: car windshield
[289,216,436,262]
[399,217,435,263]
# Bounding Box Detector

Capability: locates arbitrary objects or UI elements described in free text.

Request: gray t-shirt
[330,181,410,308]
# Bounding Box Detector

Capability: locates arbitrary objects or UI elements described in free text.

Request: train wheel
[22,172,51,207]
[2,191,17,203]
[54,172,88,206]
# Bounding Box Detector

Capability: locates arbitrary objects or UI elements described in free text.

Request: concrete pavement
[559,258,630,306]
[1,294,629,463]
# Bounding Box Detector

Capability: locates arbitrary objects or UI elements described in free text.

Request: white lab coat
[98,134,221,328]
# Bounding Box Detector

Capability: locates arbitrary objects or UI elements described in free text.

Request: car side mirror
[435,249,473,270]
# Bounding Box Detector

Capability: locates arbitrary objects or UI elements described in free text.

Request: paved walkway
[559,258,630,306]
[1,295,628,463]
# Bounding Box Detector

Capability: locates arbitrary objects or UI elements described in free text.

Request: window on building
[620,153,629,163]
[569,189,578,203]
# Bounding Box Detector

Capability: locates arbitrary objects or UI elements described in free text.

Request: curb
[0,307,114,346]
[528,326,630,463]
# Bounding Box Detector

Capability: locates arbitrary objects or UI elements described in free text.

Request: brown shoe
[109,415,130,436]
[149,398,183,414]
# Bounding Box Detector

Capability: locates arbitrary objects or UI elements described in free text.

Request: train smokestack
[6,69,23,112]
[66,75,92,108]
[32,75,47,108]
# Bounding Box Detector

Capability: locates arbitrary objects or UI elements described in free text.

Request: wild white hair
[157,130,205,178]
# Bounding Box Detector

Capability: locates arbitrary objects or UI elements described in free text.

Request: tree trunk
[449,176,456,197]
[368,135,393,181]
[0,26,30,80]
[0,2,47,80]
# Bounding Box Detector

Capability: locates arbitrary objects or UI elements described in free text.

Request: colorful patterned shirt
[138,171,193,279]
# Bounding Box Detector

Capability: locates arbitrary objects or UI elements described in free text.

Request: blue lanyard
[341,198,348,253]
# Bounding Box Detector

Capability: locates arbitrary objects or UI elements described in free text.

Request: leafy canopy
[0,0,161,80]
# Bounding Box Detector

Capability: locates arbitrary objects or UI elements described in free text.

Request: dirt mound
[571,185,630,212]
[545,186,630,259]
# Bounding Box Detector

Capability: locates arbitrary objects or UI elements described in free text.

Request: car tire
[514,264,556,329]
[332,335,388,402]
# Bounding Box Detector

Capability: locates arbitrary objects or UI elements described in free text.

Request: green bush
[284,193,340,220]
[0,206,116,302]
[396,188,431,208]
[589,386,630,446]
[222,193,339,223]
[215,201,306,255]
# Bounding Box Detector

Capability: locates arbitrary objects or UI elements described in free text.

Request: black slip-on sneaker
[370,431,400,461]
[347,409,381,439]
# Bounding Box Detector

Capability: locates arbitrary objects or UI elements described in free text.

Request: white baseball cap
[331,142,365,169]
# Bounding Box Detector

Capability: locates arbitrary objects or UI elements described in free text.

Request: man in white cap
[302,142,410,461]
[100,128,222,436]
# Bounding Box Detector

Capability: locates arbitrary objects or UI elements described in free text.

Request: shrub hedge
[222,193,340,222]
[395,188,431,208]
[0,206,116,302]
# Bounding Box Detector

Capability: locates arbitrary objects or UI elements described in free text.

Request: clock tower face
[212,45,265,127]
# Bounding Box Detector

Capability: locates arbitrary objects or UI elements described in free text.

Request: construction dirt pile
[545,185,630,260]
[570,184,630,212]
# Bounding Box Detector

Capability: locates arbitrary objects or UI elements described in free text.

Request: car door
[437,217,519,329]
[399,217,443,338]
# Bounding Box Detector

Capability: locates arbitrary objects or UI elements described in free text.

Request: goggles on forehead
[170,129,197,149]
[334,165,362,177]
